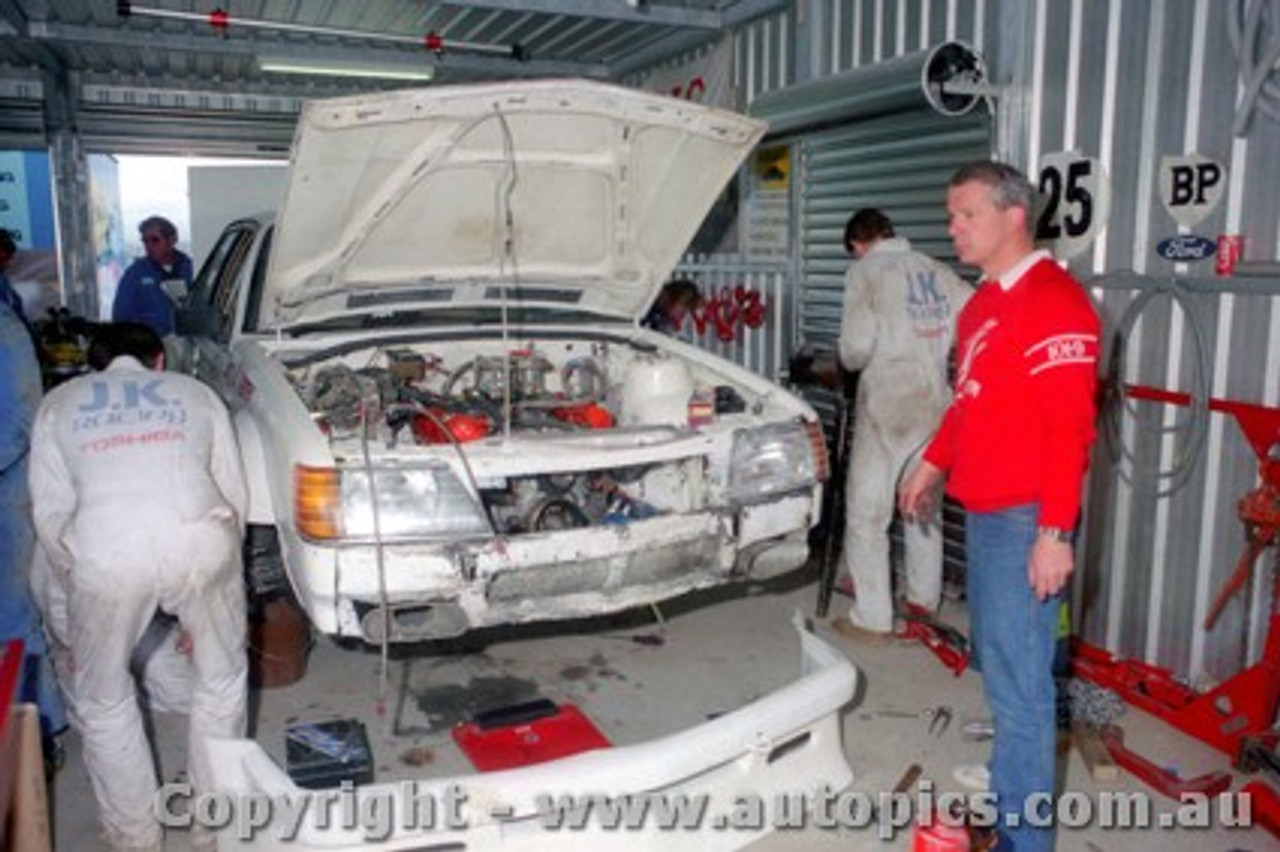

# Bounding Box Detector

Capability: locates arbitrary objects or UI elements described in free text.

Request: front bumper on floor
[200,613,857,851]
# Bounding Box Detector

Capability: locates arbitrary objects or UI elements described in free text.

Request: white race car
[179,79,827,643]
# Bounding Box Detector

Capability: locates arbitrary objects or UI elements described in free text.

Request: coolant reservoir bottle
[619,353,694,427]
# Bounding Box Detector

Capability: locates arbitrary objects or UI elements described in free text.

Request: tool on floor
[875,705,953,736]
[893,762,924,793]
[899,610,970,676]
[597,632,665,646]
[961,719,994,741]
[1074,390,1280,777]
[452,697,612,771]
[929,706,953,736]
[870,761,924,822]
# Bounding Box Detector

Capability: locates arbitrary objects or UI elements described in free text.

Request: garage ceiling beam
[608,0,787,76]
[438,0,721,29]
[720,0,793,27]
[36,22,607,79]
[0,0,30,37]
[611,28,718,77]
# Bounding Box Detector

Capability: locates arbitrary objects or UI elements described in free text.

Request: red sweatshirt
[923,257,1100,529]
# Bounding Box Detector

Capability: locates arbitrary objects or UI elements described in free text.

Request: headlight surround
[294,463,492,542]
[727,421,823,506]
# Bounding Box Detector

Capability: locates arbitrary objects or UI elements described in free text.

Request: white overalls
[838,238,970,632]
[30,355,247,851]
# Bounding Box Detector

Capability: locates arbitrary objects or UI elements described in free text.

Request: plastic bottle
[686,387,715,428]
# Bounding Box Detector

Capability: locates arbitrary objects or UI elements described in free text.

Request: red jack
[1074,387,1280,774]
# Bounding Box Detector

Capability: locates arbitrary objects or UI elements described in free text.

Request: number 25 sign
[1034,151,1111,260]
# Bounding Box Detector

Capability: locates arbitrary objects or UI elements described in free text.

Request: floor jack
[1072,385,1280,826]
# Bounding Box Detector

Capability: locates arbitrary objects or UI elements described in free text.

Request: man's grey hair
[950,161,1036,233]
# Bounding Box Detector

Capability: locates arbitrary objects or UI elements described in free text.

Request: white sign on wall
[1158,153,1226,228]
[1034,151,1111,261]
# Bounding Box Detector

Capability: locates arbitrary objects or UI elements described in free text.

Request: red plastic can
[1215,234,1244,277]
[912,818,970,852]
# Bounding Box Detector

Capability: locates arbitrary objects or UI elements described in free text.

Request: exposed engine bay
[287,337,751,537]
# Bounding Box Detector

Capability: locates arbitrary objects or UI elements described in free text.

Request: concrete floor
[49,572,1275,851]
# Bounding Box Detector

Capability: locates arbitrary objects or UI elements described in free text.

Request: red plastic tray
[452,703,611,771]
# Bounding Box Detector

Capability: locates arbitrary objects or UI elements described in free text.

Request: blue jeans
[966,505,1061,852]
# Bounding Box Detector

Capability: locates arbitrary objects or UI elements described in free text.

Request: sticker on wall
[1034,151,1111,260]
[1159,153,1226,229]
[754,145,790,191]
[1155,234,1217,263]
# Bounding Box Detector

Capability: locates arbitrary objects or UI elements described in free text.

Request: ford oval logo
[1156,235,1217,261]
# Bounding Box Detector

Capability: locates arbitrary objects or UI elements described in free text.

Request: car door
[184,221,262,401]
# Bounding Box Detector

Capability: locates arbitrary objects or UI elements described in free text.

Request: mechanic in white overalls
[831,209,971,642]
[29,322,247,851]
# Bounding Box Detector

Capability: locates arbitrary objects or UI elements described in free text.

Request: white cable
[1230,0,1280,135]
[494,106,520,441]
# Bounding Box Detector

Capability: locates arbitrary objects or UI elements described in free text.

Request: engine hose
[1103,278,1211,498]
[442,358,477,397]
[528,496,591,531]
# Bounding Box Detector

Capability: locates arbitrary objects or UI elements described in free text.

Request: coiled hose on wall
[1230,0,1280,135]
[1102,278,1212,498]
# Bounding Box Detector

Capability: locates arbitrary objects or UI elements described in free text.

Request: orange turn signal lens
[294,464,342,541]
[804,421,830,483]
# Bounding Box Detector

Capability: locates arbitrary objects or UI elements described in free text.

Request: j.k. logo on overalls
[906,270,952,337]
[73,380,188,434]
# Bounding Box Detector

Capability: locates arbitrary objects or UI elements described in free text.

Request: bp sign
[1159,153,1226,229]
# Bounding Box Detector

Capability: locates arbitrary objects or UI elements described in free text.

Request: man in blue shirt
[111,215,194,338]
[0,299,67,769]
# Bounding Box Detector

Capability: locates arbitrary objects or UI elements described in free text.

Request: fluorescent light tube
[257,56,434,81]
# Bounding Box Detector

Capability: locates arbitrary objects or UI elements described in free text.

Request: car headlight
[727,421,827,506]
[294,463,492,542]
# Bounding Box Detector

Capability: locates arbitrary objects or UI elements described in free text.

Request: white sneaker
[953,763,991,791]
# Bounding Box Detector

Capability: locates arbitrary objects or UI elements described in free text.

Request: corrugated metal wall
[729,0,1280,687]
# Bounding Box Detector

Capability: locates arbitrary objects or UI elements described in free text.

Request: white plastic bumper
[200,613,857,850]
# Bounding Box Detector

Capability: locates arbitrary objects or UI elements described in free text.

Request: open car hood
[264,79,766,328]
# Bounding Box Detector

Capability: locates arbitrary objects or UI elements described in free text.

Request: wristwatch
[1037,526,1074,544]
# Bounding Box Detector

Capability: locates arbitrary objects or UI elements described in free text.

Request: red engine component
[411,410,490,444]
[551,404,614,429]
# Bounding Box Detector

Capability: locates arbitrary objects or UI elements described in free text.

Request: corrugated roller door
[797,109,991,596]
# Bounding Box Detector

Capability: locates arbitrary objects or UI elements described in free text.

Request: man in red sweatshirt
[899,161,1099,852]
